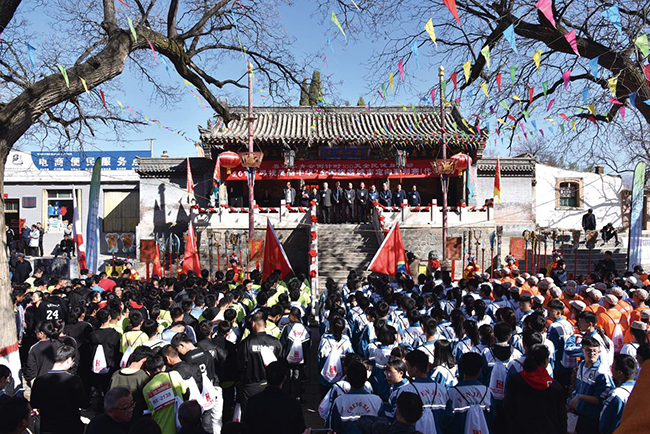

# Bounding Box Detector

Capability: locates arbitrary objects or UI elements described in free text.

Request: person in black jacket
[24,320,78,386]
[31,345,89,434]
[89,308,122,407]
[212,320,238,423]
[344,182,356,223]
[237,310,282,412]
[11,253,31,283]
[242,361,306,434]
[39,289,70,324]
[356,182,369,223]
[379,182,393,207]
[393,184,407,206]
[503,344,567,434]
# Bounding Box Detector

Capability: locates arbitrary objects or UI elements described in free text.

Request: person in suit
[320,182,333,223]
[356,182,369,223]
[408,185,421,206]
[283,182,296,206]
[344,182,356,223]
[393,184,407,206]
[379,183,392,207]
[333,181,343,223]
[368,185,379,222]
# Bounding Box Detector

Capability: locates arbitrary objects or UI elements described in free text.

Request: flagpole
[247,62,255,240]
[439,66,448,262]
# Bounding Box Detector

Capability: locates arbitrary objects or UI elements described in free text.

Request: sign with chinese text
[510,237,526,259]
[22,197,37,208]
[225,160,460,181]
[319,146,369,159]
[31,150,150,171]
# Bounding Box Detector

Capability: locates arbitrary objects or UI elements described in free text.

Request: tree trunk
[0,144,19,375]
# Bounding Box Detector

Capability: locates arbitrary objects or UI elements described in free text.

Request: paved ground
[302,326,325,429]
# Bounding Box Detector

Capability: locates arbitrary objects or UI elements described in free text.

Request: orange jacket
[599,308,628,341]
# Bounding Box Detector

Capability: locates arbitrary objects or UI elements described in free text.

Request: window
[555,178,583,209]
[103,190,139,232]
[46,189,73,232]
[559,182,578,207]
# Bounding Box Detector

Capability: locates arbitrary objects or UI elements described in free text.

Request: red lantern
[310,231,317,241]
[450,153,472,171]
[310,215,318,223]
[218,151,241,174]
[308,249,317,257]
[309,270,317,278]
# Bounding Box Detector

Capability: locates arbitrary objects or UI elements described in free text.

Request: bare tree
[321,0,650,172]
[0,0,310,357]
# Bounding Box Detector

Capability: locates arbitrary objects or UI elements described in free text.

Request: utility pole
[145,138,156,157]
[439,66,448,261]
[247,62,255,240]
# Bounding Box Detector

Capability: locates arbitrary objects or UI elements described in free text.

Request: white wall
[475,174,535,224]
[535,163,622,230]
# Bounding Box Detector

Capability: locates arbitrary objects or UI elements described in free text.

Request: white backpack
[320,341,344,383]
[286,324,309,364]
[91,344,109,374]
[487,350,511,400]
[455,386,490,434]
[607,314,625,353]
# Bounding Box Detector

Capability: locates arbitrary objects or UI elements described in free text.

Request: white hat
[604,294,618,306]
[626,276,639,288]
[589,289,603,301]
[631,321,647,331]
[570,300,586,312]
[565,280,577,288]
[641,310,650,320]
[527,276,540,285]
[594,282,608,292]
[549,286,562,298]
[533,295,545,305]
[515,277,525,286]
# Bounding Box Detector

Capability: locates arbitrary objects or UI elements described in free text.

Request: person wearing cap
[463,256,481,280]
[621,321,648,361]
[568,336,614,433]
[628,288,649,322]
[545,251,562,277]
[599,354,636,434]
[568,301,587,330]
[520,276,539,297]
[632,265,650,287]
[560,285,582,317]
[584,288,606,318]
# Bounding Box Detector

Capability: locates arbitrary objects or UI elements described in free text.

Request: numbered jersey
[39,298,68,322]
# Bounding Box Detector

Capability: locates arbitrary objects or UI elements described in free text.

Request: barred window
[559,182,579,207]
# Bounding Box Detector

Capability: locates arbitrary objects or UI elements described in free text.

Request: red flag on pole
[262,218,294,280]
[152,242,163,277]
[368,222,410,276]
[494,156,502,203]
[182,220,202,275]
[187,158,196,205]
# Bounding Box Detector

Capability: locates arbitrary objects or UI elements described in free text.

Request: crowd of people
[282,181,422,224]
[1,252,650,434]
[7,222,75,260]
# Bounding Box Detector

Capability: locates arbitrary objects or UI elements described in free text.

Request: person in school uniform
[330,361,383,434]
[600,354,637,434]
[567,336,614,434]
[403,350,449,434]
[379,359,409,421]
[546,299,578,393]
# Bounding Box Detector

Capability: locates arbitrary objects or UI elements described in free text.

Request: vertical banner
[72,188,87,270]
[86,158,102,273]
[446,236,462,260]
[628,162,647,269]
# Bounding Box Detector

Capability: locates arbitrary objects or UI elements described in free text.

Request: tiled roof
[477,157,536,175]
[198,105,486,151]
[136,157,212,177]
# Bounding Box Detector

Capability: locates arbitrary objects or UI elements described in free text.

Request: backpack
[487,350,510,400]
[320,340,345,383]
[286,323,308,364]
[603,312,625,353]
[454,386,490,434]
[91,344,109,374]
[119,332,146,368]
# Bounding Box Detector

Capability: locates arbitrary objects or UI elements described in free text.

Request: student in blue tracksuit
[404,349,449,434]
[600,354,636,434]
[567,336,614,434]
[546,299,576,393]
[379,359,409,420]
[359,302,390,358]
[446,352,494,433]
[330,361,382,434]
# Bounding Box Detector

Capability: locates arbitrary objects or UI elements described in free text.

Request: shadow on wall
[153,183,190,241]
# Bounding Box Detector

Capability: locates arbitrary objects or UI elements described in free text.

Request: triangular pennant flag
[424,18,437,46]
[99,90,107,110]
[26,43,36,69]
[186,158,196,205]
[411,40,420,67]
[493,74,500,93]
[564,30,579,56]
[182,221,202,275]
[559,113,569,121]
[494,156,502,203]
[510,64,517,85]
[398,59,404,82]
[503,24,518,54]
[464,60,471,83]
[389,73,394,93]
[368,222,410,275]
[56,63,70,88]
[443,0,461,27]
[602,4,622,36]
[571,121,577,131]
[480,45,490,70]
[146,38,158,64]
[533,49,542,72]
[430,89,436,106]
[582,87,589,105]
[331,11,347,40]
[608,76,618,96]
[382,83,387,98]
[80,77,89,94]
[562,70,571,90]
[500,100,511,111]
[547,99,555,111]
[441,80,447,96]
[620,106,626,121]
[529,87,534,104]
[560,124,565,133]
[587,104,596,115]
[630,91,637,107]
[589,56,600,79]
[543,81,548,96]
[512,95,521,102]
[635,34,649,57]
[126,15,138,42]
[451,72,458,90]
[535,0,556,28]
[481,82,489,97]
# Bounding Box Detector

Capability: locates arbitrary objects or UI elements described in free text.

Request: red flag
[263,218,294,280]
[496,74,502,92]
[368,222,410,276]
[494,156,502,203]
[450,72,458,90]
[443,0,461,26]
[152,242,163,277]
[213,156,221,187]
[186,158,196,205]
[182,220,202,275]
[529,87,534,104]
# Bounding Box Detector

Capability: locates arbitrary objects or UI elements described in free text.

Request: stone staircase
[317,224,380,291]
[517,237,628,277]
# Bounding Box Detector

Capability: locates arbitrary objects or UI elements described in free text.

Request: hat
[527,276,539,285]
[515,277,525,286]
[593,282,608,292]
[565,280,577,288]
[509,285,520,294]
[631,321,647,332]
[502,281,512,289]
[522,273,531,279]
[536,273,545,280]
[633,289,649,301]
[604,294,618,306]
[609,287,624,297]
[570,300,586,312]
[549,286,562,298]
[589,289,603,301]
[533,295,545,305]
[563,286,576,297]
[641,310,650,320]
[538,280,550,290]
[492,279,502,285]
[626,276,639,288]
